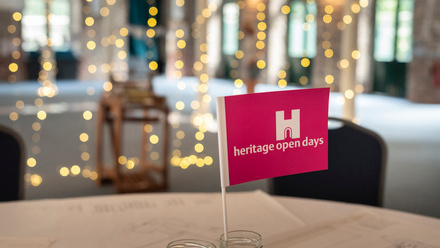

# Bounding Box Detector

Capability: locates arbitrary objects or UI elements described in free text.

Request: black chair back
[0,124,25,201]
[272,117,387,207]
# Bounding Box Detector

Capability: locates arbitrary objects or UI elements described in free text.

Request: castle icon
[276,109,300,141]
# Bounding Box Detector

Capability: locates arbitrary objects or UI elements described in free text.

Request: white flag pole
[216,96,230,241]
[221,186,228,240]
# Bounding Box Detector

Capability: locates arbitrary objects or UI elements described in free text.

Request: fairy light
[30,174,43,187]
[76,88,96,176]
[169,1,216,169]
[299,76,309,85]
[360,0,369,8]
[325,49,334,58]
[175,101,185,110]
[8,11,22,83]
[125,160,135,169]
[323,14,332,23]
[301,58,310,67]
[27,96,45,187]
[27,158,37,168]
[355,84,365,93]
[278,6,293,88]
[27,0,62,187]
[325,75,335,84]
[147,1,159,72]
[320,1,330,24]
[35,1,58,99]
[335,0,363,120]
[79,0,121,181]
[343,15,352,24]
[223,2,240,89]
[352,50,361,59]
[344,89,354,99]
[351,3,361,13]
[192,2,214,167]
[169,0,186,171]
[84,0,104,77]
[71,165,81,175]
[277,69,288,88]
[256,2,267,71]
[321,1,338,90]
[281,5,290,15]
[79,86,99,180]
[194,143,204,153]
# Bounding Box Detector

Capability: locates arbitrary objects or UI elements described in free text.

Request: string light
[278,5,294,88]
[173,2,184,86]
[27,96,45,187]
[84,0,128,78]
[355,84,365,93]
[325,49,334,58]
[147,2,159,72]
[8,11,22,83]
[30,174,43,187]
[299,76,309,85]
[79,0,122,181]
[344,89,355,99]
[192,3,216,151]
[281,5,290,15]
[323,14,332,23]
[321,1,338,90]
[360,0,369,8]
[277,69,288,88]
[168,1,216,169]
[352,50,361,59]
[301,58,310,67]
[35,1,58,100]
[330,0,363,120]
[351,3,361,13]
[325,75,335,84]
[256,1,267,68]
[9,111,18,122]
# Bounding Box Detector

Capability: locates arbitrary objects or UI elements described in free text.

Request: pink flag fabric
[216,88,330,187]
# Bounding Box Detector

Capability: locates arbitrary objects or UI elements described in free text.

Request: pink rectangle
[217,88,330,187]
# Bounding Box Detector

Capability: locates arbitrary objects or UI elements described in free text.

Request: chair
[0,124,25,201]
[271,117,387,207]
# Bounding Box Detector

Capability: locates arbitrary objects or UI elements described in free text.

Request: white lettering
[302,137,309,147]
[234,146,240,156]
[232,137,322,157]
[269,144,275,151]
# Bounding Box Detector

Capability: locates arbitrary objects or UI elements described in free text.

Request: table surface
[1,191,439,248]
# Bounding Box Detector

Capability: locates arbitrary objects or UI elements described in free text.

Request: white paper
[265,211,440,248]
[0,191,304,248]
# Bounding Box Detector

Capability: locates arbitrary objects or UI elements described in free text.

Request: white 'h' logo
[276,110,300,141]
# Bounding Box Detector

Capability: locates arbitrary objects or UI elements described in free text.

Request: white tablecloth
[0,191,439,248]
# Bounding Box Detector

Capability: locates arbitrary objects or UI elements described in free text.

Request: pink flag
[216,88,330,187]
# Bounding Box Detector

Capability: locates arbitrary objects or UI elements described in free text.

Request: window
[287,0,317,86]
[374,0,414,62]
[129,0,160,64]
[373,0,414,97]
[22,0,71,52]
[222,2,240,56]
[222,2,240,79]
[288,0,317,58]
